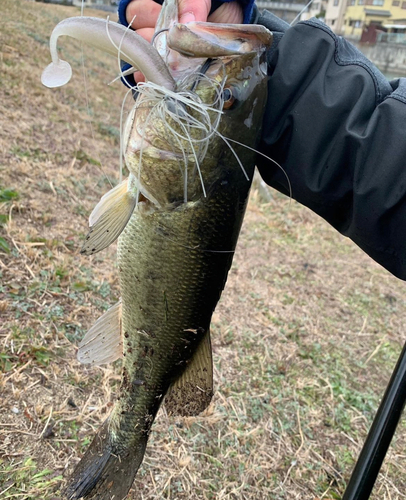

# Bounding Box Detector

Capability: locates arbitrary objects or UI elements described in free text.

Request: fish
[41,1,272,499]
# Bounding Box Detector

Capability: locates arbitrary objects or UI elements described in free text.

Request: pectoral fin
[81,179,136,255]
[77,301,122,365]
[165,330,213,416]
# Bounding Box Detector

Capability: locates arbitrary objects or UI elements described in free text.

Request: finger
[134,71,146,84]
[178,0,211,23]
[134,27,155,43]
[126,0,162,30]
[208,2,243,24]
[132,27,155,84]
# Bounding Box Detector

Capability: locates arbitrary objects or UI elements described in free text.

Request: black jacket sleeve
[256,12,406,281]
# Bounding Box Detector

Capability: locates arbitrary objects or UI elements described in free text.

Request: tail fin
[65,421,148,500]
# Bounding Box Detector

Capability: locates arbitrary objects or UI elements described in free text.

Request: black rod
[342,340,406,500]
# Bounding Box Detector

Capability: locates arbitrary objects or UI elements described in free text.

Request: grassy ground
[1,1,406,499]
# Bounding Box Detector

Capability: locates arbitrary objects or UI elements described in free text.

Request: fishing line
[109,21,217,199]
[171,64,292,199]
[172,110,207,198]
[108,66,138,84]
[118,87,134,183]
[105,14,145,184]
[215,133,250,181]
[151,28,169,46]
[134,74,226,200]
[140,96,190,199]
[106,15,139,183]
[136,83,207,198]
[151,117,190,201]
[219,136,293,200]
[156,232,236,254]
[290,0,316,26]
[189,58,215,92]
[80,62,113,188]
[158,73,226,150]
[134,99,162,208]
[106,15,139,87]
[79,0,113,189]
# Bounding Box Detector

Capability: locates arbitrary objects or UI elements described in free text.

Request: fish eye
[222,87,237,110]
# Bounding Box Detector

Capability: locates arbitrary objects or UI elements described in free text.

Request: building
[325,0,347,33]
[342,0,406,38]
[256,1,306,24]
[377,18,406,42]
[256,0,329,24]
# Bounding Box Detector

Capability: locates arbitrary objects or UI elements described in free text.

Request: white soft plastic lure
[41,16,175,89]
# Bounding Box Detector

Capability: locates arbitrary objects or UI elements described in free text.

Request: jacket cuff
[255,10,289,59]
[118,0,133,27]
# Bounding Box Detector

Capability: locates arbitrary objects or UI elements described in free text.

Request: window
[393,0,400,5]
[403,0,406,7]
[332,19,336,24]
[358,0,364,5]
[372,0,384,5]
[334,0,339,4]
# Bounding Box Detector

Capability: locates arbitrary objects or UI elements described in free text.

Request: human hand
[125,0,243,45]
[124,0,243,82]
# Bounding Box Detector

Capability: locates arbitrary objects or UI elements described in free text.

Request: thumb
[178,0,211,23]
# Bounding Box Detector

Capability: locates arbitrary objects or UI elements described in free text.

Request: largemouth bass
[42,2,272,499]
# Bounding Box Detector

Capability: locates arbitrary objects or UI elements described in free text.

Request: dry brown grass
[1,1,406,499]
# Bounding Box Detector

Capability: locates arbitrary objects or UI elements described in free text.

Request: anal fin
[164,329,213,416]
[77,301,123,365]
[81,179,136,256]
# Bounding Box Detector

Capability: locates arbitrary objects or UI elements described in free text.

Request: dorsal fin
[164,330,213,416]
[77,301,122,365]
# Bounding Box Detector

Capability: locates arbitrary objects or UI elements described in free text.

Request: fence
[377,32,406,45]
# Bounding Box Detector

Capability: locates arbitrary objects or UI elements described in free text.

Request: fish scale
[109,172,251,451]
